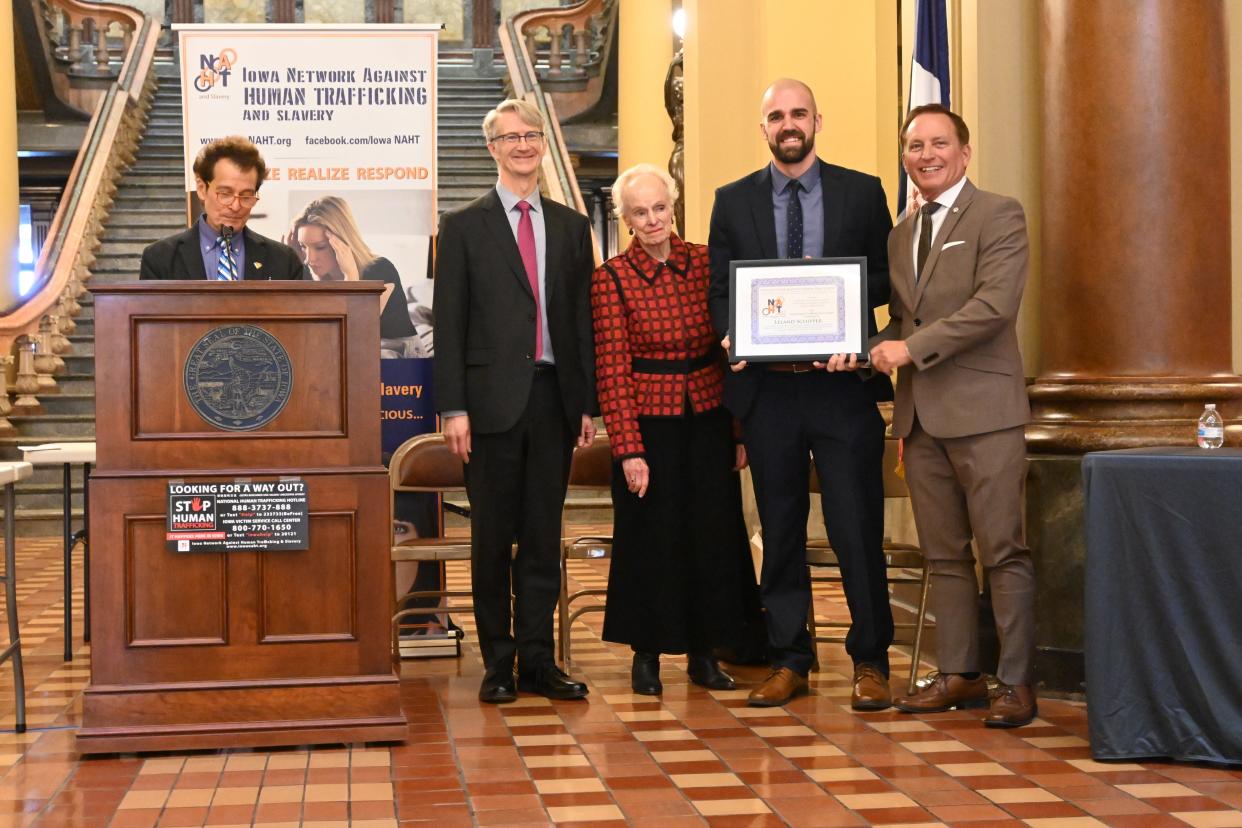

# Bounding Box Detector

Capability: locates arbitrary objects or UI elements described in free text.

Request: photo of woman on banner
[289,195,433,357]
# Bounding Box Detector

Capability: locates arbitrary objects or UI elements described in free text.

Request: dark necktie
[786,180,803,259]
[916,202,942,282]
[515,200,543,360]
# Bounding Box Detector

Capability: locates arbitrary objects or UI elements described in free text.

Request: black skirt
[602,406,758,654]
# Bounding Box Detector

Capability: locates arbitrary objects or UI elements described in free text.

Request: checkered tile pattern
[0,536,1240,826]
[591,236,727,459]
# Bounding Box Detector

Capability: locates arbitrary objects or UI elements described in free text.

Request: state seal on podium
[183,325,293,431]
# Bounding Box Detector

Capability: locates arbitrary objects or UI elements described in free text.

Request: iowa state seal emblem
[183,325,293,431]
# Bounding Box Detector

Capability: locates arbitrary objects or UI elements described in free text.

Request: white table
[0,461,32,732]
[19,442,95,661]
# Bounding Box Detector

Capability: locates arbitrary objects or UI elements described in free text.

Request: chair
[557,434,613,666]
[388,433,472,660]
[806,438,932,694]
[19,442,95,662]
[0,461,32,732]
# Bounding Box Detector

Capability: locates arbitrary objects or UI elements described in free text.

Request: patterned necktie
[216,233,238,281]
[516,201,542,360]
[786,180,803,260]
[916,202,943,283]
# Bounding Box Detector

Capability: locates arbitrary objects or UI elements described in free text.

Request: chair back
[880,439,909,498]
[389,433,466,493]
[567,433,612,488]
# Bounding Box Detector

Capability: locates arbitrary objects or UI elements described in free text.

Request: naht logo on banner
[195,48,238,93]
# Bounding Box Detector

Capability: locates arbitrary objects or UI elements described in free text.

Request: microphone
[220,223,235,242]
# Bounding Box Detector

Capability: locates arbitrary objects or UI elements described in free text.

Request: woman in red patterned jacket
[592,164,758,696]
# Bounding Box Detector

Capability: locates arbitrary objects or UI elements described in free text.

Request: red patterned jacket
[591,234,726,459]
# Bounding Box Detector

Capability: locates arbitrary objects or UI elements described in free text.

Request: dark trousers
[743,371,892,676]
[465,369,574,673]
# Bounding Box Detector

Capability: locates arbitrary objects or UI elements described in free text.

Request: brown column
[1030,0,1241,451]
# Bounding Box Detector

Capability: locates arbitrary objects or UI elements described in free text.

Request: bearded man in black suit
[139,135,303,282]
[433,99,597,704]
[708,78,895,709]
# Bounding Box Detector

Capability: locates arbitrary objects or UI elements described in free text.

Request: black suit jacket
[433,189,596,434]
[139,225,305,281]
[707,158,894,417]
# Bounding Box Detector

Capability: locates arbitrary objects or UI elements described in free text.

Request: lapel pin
[255,261,263,269]
[952,207,959,213]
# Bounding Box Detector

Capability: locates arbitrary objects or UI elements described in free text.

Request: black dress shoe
[478,661,517,704]
[631,651,662,695]
[518,664,588,700]
[687,653,736,690]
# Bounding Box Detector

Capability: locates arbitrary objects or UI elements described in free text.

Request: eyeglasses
[490,131,545,146]
[211,187,260,207]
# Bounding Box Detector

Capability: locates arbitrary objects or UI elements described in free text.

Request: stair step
[136,148,186,160]
[0,461,90,488]
[38,376,94,394]
[9,487,86,512]
[16,394,95,416]
[104,222,186,238]
[11,509,87,537]
[5,416,96,437]
[113,193,185,205]
[96,241,149,257]
[126,163,185,174]
[113,173,184,186]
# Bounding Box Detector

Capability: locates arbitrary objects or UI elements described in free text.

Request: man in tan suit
[868,103,1036,727]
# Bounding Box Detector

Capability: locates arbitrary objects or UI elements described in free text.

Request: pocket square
[941,240,966,250]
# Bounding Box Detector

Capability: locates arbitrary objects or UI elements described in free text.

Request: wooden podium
[79,282,407,753]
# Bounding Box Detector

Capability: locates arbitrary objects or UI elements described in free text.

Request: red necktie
[516,200,542,361]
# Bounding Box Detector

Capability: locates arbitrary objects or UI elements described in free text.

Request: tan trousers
[903,419,1035,686]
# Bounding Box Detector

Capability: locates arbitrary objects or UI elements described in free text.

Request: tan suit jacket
[874,179,1030,439]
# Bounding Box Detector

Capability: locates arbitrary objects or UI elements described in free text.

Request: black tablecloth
[1083,447,1242,764]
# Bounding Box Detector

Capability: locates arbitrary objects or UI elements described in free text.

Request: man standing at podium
[139,135,303,281]
[434,100,597,704]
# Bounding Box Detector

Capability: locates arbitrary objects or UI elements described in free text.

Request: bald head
[759,78,821,171]
[760,78,817,119]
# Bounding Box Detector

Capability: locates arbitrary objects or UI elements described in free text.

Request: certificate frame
[728,256,870,362]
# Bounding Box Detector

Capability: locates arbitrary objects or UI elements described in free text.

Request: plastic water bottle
[1196,403,1224,449]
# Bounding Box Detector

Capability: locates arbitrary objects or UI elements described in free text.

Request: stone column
[1027,0,1239,693]
[1031,0,1241,451]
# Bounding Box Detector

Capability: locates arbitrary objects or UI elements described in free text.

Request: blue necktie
[216,234,237,281]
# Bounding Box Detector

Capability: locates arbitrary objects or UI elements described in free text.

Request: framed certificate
[728,257,870,362]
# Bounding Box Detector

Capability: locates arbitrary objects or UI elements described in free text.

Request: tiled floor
[0,537,1240,827]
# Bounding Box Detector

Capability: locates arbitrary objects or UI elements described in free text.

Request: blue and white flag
[899,0,951,217]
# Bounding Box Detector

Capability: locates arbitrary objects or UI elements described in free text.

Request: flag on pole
[898,0,952,217]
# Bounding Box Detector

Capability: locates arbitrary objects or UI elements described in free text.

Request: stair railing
[499,0,611,223]
[0,0,158,434]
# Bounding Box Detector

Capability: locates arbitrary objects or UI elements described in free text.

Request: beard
[769,129,815,164]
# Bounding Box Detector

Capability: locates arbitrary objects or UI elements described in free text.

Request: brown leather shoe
[747,667,809,707]
[894,672,989,713]
[851,664,892,711]
[985,684,1037,728]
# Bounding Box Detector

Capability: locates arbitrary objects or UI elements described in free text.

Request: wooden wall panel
[259,513,356,642]
[127,518,228,646]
